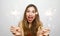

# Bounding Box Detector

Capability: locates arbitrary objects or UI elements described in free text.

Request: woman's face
[26,7,36,23]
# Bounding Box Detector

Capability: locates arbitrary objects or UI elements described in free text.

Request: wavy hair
[20,4,43,36]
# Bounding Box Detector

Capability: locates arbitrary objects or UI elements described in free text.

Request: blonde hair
[19,4,43,36]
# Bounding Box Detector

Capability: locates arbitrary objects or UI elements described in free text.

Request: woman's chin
[28,20,33,23]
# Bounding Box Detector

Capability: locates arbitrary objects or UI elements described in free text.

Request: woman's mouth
[28,16,33,21]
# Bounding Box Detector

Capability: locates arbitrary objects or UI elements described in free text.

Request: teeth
[29,17,32,18]
[28,17,33,19]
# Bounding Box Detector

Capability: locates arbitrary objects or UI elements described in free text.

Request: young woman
[10,4,50,36]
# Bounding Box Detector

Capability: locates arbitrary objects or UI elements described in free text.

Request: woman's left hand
[41,28,50,36]
[37,28,50,36]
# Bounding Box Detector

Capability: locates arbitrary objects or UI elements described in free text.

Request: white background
[0,0,60,36]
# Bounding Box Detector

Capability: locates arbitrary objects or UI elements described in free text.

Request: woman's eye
[32,11,35,13]
[27,11,30,13]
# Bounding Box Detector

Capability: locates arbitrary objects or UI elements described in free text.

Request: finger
[10,26,16,30]
[10,26,16,32]
[43,32,50,36]
[10,27,16,33]
[15,32,22,36]
[11,26,16,28]
[15,27,21,32]
[10,27,14,32]
[44,28,50,31]
[42,29,50,35]
[39,35,43,36]
[42,28,50,32]
[10,28,16,33]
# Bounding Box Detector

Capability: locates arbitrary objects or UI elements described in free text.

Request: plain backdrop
[0,0,60,36]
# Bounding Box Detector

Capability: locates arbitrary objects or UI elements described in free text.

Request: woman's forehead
[27,7,35,11]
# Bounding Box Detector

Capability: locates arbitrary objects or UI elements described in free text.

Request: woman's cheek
[33,14,36,19]
[26,13,29,16]
[26,13,29,17]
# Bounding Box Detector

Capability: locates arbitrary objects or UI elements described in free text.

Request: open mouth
[28,16,33,21]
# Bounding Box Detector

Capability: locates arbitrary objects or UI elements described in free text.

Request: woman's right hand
[10,26,22,36]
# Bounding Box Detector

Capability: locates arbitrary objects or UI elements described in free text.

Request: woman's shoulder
[18,21,23,28]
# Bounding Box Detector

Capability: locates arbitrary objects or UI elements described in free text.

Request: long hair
[20,4,43,36]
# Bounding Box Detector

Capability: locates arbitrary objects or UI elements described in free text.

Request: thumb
[16,27,20,32]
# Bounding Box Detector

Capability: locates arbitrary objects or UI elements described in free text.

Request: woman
[10,4,50,36]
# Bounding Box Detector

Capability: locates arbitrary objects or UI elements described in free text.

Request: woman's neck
[29,23,32,29]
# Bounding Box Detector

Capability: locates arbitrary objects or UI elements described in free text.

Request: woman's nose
[29,12,33,16]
